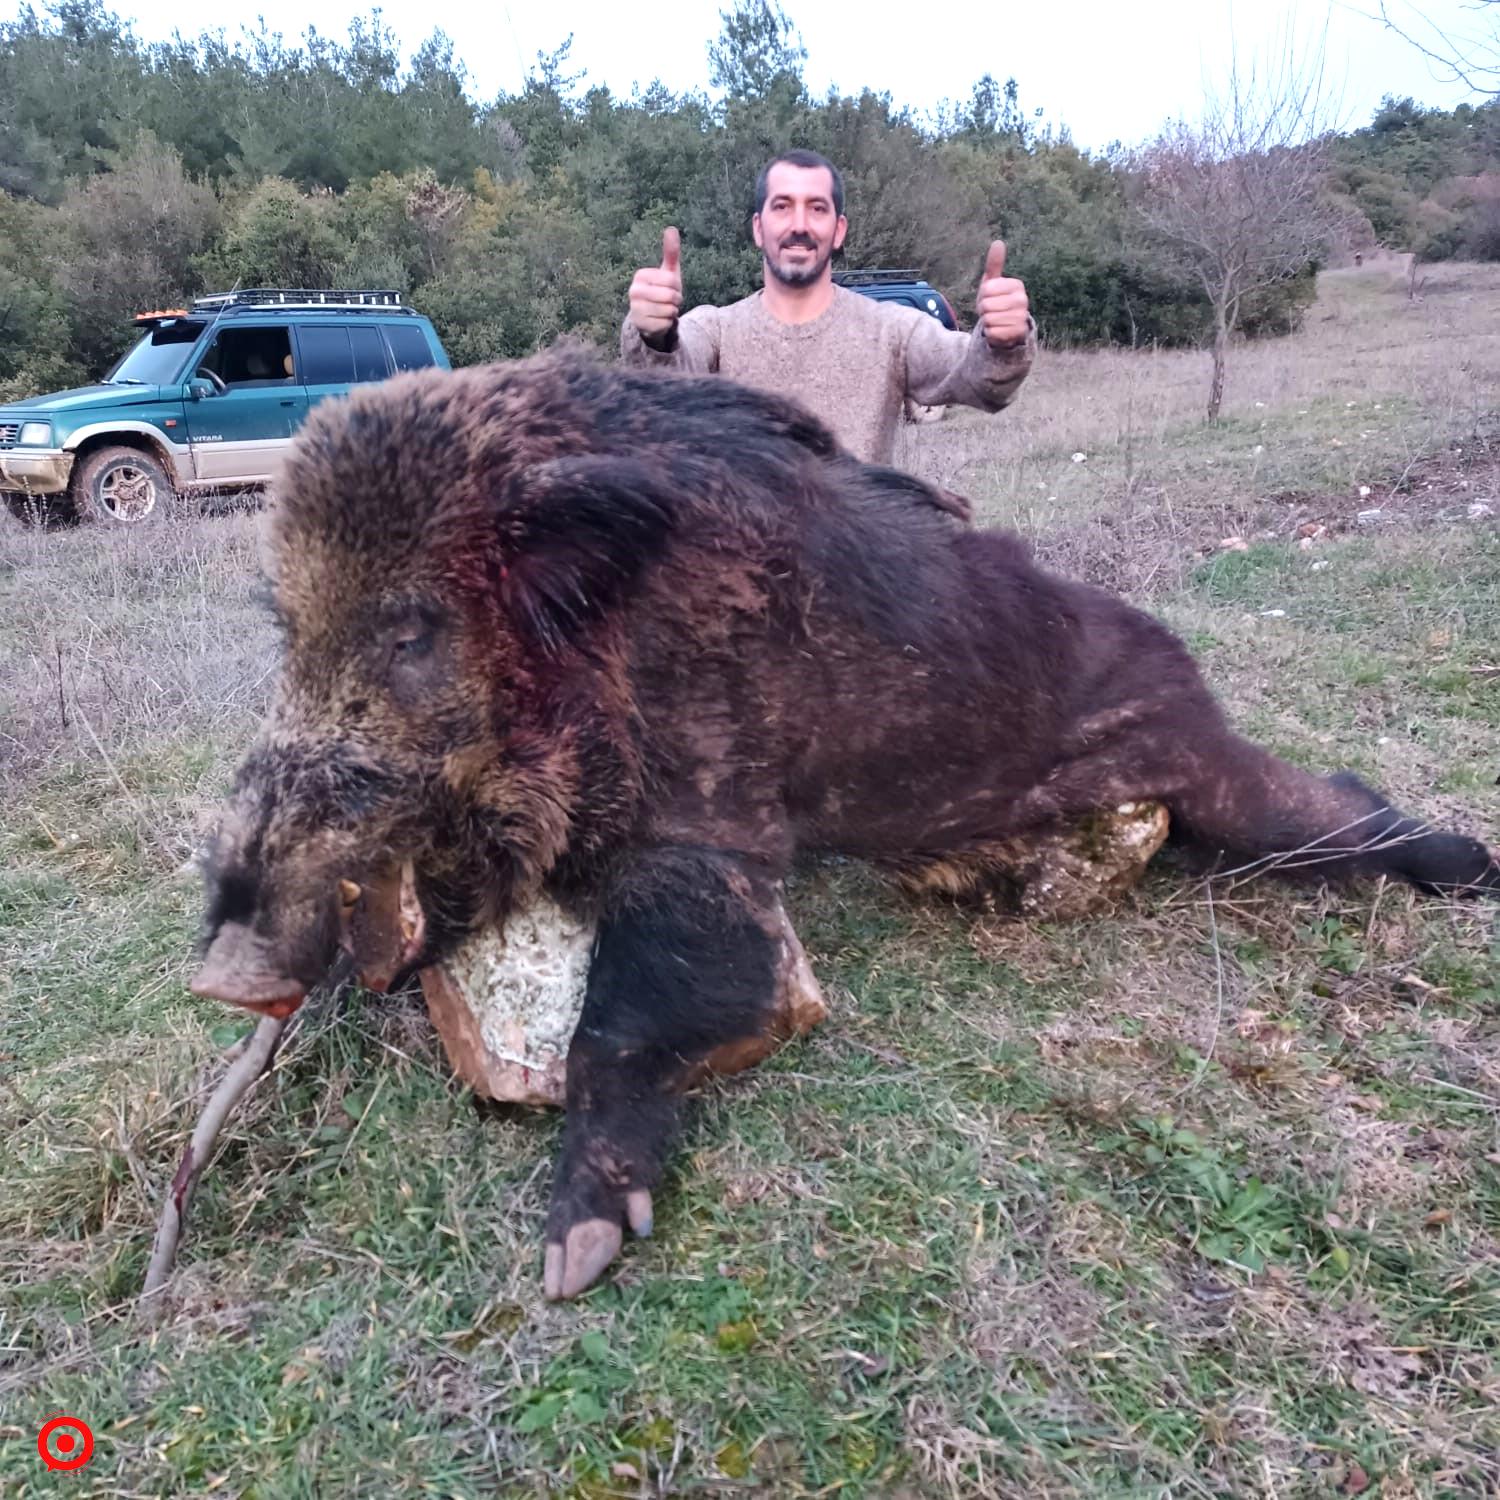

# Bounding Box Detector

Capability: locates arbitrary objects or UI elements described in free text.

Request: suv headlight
[18,421,52,446]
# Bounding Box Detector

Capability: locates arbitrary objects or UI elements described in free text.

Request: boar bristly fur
[196,348,1499,1299]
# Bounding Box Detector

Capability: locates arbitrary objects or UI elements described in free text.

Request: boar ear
[500,455,677,652]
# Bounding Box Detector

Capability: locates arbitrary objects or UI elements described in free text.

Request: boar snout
[193,734,429,1013]
[193,813,432,1015]
[192,814,347,1017]
[190,920,311,1018]
[192,862,343,1017]
[193,863,430,1013]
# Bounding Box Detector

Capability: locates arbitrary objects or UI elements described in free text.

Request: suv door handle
[280,399,296,407]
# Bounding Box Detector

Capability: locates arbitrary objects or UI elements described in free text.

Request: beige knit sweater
[619,285,1036,466]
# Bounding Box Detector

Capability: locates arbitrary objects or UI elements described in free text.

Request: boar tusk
[398,861,427,965]
[339,879,363,908]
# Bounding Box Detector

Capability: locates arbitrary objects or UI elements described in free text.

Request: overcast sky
[24,0,1494,151]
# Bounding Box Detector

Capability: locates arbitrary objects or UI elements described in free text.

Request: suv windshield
[106,320,208,386]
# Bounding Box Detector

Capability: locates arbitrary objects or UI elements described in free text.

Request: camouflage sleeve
[618,305,722,373]
[897,304,1037,412]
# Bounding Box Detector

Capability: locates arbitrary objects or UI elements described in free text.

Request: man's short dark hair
[755,150,845,218]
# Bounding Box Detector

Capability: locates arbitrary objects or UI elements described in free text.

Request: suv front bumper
[0,449,74,495]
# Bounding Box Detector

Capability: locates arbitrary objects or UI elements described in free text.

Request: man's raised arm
[620,226,721,372]
[902,239,1036,412]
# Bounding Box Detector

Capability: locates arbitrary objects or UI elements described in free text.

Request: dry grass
[1,263,1497,1497]
[899,258,1500,596]
[902,259,1500,493]
[0,515,271,758]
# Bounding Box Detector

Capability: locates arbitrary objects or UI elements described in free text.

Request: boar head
[191,360,674,1016]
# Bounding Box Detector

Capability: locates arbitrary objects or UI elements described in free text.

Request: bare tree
[406,169,469,277]
[1130,30,1345,423]
[1372,1,1499,96]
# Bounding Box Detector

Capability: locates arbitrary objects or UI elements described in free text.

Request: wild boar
[192,348,1498,1300]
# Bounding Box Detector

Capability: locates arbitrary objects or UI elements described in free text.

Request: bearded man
[619,149,1036,467]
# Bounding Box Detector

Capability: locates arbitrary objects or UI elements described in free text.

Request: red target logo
[38,1415,94,1472]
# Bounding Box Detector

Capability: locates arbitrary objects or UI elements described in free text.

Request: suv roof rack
[190,288,412,315]
[832,268,927,287]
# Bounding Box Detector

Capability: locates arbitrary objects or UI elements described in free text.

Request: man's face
[753,163,849,288]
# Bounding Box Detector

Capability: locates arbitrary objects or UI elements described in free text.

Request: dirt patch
[1032,427,1499,600]
[1260,428,1500,539]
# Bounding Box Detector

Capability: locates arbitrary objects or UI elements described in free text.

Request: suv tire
[72,444,175,525]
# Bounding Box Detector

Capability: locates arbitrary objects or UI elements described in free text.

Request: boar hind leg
[1167,738,1499,896]
[543,847,783,1300]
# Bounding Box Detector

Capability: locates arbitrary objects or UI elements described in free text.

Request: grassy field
[2,261,1497,1498]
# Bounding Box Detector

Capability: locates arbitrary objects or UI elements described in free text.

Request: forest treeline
[2,0,1497,397]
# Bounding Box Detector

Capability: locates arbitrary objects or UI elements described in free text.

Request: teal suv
[0,289,450,524]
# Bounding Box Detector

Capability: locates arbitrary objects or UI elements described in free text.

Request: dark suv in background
[834,268,962,330]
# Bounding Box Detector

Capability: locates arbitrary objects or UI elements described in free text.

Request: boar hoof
[543,1187,653,1300]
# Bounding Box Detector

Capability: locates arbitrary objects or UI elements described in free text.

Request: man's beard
[765,237,832,287]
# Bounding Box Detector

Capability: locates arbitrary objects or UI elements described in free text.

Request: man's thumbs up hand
[976,238,1030,350]
[629,226,685,339]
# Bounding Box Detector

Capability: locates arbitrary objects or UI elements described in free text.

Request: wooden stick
[140,1013,289,1309]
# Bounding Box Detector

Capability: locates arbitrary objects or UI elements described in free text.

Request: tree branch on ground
[140,1014,290,1314]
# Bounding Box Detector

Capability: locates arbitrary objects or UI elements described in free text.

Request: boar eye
[373,601,447,692]
[391,631,433,660]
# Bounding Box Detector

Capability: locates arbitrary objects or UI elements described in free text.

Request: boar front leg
[543,846,783,1300]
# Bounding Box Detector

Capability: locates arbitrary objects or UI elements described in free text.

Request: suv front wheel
[72,444,174,524]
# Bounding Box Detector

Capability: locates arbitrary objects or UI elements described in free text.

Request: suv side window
[385,323,436,373]
[198,325,295,387]
[350,325,391,382]
[298,326,356,386]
